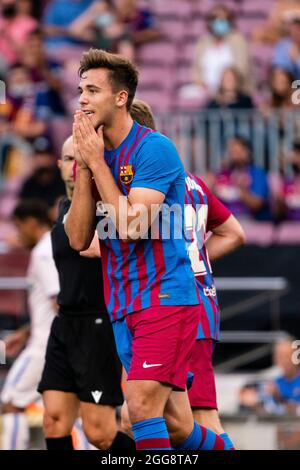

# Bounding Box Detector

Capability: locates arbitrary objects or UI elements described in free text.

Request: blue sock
[132,417,171,450]
[220,432,235,450]
[175,421,225,450]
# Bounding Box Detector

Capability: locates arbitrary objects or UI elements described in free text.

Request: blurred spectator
[68,0,134,58]
[20,28,66,118]
[205,67,255,111]
[116,0,161,45]
[277,140,300,221]
[272,12,300,79]
[239,337,300,416]
[0,0,38,68]
[212,135,271,221]
[42,0,93,58]
[18,139,65,209]
[253,0,300,44]
[4,63,49,142]
[191,4,252,97]
[259,68,299,175]
[261,68,296,116]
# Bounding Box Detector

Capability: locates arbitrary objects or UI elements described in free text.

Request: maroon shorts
[124,305,201,391]
[188,339,218,409]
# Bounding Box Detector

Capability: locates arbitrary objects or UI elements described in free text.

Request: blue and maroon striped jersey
[184,173,231,341]
[97,121,200,322]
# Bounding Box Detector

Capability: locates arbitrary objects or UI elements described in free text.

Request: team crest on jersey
[120,165,133,184]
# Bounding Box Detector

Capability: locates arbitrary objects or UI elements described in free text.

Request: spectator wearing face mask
[42,0,94,60]
[191,4,252,97]
[68,0,134,58]
[0,0,38,67]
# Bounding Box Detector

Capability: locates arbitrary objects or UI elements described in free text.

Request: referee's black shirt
[51,197,106,316]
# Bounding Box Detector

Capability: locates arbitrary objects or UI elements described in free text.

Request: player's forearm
[65,167,96,251]
[206,234,241,262]
[206,217,246,262]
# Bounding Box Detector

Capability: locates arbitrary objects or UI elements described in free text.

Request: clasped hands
[73,110,105,172]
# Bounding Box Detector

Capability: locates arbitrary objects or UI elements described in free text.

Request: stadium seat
[138,64,174,89]
[240,221,275,246]
[135,88,173,113]
[156,17,186,42]
[276,222,300,244]
[151,0,192,18]
[136,41,177,66]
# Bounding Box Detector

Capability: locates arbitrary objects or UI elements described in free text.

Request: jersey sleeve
[33,240,60,298]
[131,134,184,195]
[198,177,232,231]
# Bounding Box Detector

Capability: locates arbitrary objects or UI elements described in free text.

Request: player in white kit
[1,200,59,450]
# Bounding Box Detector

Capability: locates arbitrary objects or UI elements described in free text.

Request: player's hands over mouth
[73,110,105,171]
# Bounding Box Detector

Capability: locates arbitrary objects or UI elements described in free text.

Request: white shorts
[1,344,46,409]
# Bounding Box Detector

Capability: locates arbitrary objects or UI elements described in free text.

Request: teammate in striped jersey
[128,99,246,449]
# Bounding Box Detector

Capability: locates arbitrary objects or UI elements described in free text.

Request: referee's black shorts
[38,312,124,406]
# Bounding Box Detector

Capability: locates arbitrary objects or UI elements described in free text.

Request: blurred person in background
[42,0,94,59]
[191,4,252,98]
[239,337,300,416]
[259,67,299,176]
[116,0,161,46]
[212,135,271,221]
[260,67,296,116]
[19,28,66,119]
[68,0,134,58]
[272,11,300,79]
[5,63,49,142]
[253,0,300,44]
[0,0,38,68]
[0,63,48,180]
[18,139,65,212]
[276,140,300,221]
[205,67,255,111]
[0,199,59,449]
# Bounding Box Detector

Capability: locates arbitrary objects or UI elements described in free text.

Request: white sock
[2,413,30,450]
[73,418,97,451]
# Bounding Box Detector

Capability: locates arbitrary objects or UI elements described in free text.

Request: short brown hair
[79,48,139,110]
[130,99,156,129]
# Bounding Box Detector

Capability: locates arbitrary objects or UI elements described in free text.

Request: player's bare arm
[74,111,165,242]
[206,214,246,262]
[65,120,97,251]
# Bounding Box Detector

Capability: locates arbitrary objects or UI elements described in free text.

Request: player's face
[58,139,75,191]
[78,68,117,129]
[14,218,37,248]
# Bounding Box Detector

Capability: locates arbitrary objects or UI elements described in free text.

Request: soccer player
[66,49,227,451]
[128,99,245,449]
[38,136,134,451]
[1,200,59,449]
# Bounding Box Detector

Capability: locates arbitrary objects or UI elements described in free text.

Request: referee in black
[38,135,134,451]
